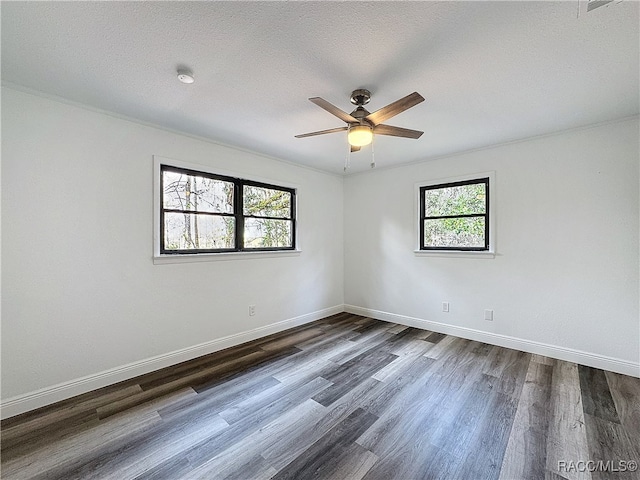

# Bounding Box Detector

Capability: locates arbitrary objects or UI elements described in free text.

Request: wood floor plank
[410,328,434,340]
[429,384,493,458]
[452,388,519,480]
[361,439,456,480]
[423,334,457,359]
[160,375,281,419]
[357,341,486,457]
[424,331,446,344]
[325,442,379,480]
[353,316,373,325]
[329,330,393,365]
[271,408,378,480]
[31,406,230,480]
[0,409,101,463]
[357,377,443,455]
[0,384,143,445]
[546,360,594,480]
[186,399,325,480]
[270,337,356,385]
[372,339,433,382]
[0,377,145,430]
[583,413,640,480]
[259,328,325,351]
[423,339,490,406]
[190,345,303,393]
[386,323,409,335]
[351,319,383,336]
[579,365,621,424]
[294,325,361,351]
[137,342,263,390]
[483,344,513,377]
[499,361,553,480]
[533,353,556,366]
[605,371,640,455]
[358,373,465,478]
[425,345,507,460]
[261,377,382,471]
[96,350,267,418]
[1,387,195,466]
[249,398,328,448]
[547,470,572,480]
[312,349,398,407]
[359,355,437,419]
[316,313,363,333]
[1,408,162,479]
[134,376,332,479]
[496,349,532,398]
[190,346,302,395]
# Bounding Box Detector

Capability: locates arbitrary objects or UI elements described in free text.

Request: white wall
[344,117,639,371]
[1,87,344,410]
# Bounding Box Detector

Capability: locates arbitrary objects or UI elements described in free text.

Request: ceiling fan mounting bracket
[350,89,371,106]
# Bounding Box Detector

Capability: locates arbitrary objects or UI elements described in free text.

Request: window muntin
[160,165,295,254]
[420,178,489,251]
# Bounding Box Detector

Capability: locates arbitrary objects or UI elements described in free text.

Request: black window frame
[160,164,296,254]
[419,177,490,252]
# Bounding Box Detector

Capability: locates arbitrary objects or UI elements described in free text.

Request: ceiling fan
[295,89,425,152]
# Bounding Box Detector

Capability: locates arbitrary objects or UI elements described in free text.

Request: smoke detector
[177,69,194,84]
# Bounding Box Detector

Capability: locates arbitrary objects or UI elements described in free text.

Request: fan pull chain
[344,141,351,172]
[370,134,376,169]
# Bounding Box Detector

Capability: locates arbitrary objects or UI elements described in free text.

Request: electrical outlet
[442,302,450,313]
[248,305,256,316]
[484,309,493,321]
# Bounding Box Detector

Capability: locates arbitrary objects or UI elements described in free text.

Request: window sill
[414,250,495,259]
[154,250,302,265]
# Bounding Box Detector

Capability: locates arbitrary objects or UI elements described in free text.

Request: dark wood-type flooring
[2,313,639,479]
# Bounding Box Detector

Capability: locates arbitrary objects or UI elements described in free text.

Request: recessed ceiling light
[177,69,194,84]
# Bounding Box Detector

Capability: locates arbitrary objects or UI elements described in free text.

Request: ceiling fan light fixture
[348,124,373,147]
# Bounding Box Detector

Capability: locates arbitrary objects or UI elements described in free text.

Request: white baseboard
[0,305,344,419]
[344,304,640,378]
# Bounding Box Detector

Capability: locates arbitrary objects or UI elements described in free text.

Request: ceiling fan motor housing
[350,106,370,123]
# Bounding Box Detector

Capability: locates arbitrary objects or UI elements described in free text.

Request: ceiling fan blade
[309,97,359,123]
[374,124,424,139]
[350,145,361,153]
[295,126,348,138]
[365,92,425,126]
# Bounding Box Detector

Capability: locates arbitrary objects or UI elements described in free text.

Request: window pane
[164,212,235,250]
[424,182,486,217]
[163,170,233,213]
[424,217,485,248]
[243,185,291,218]
[244,218,292,248]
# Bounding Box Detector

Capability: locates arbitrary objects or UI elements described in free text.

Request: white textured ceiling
[2,1,638,174]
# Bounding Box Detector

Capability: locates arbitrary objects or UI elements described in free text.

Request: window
[419,177,489,251]
[160,164,295,254]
